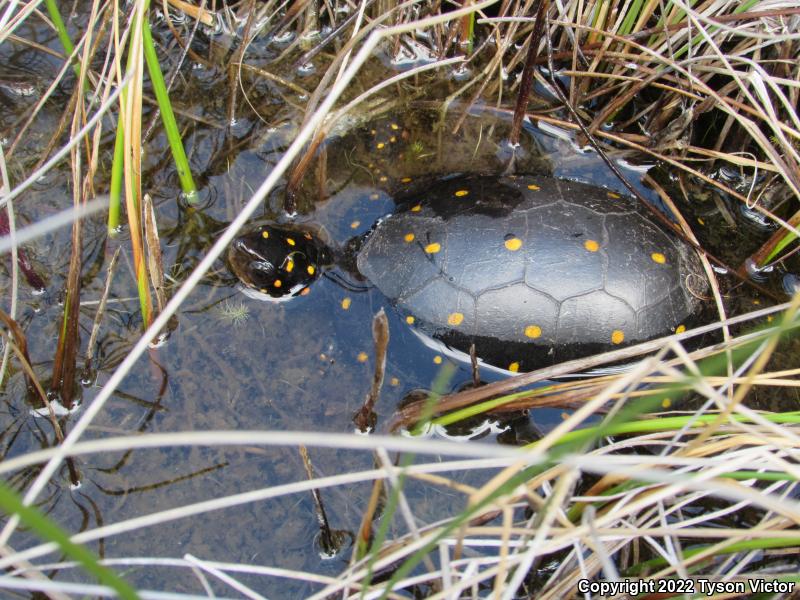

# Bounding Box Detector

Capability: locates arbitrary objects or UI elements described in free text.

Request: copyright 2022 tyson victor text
[576,577,796,597]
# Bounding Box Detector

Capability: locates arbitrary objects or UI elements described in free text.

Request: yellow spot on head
[390,123,399,130]
[661,398,672,409]
[454,189,469,198]
[307,265,315,275]
[424,242,441,254]
[261,230,269,239]
[504,237,522,251]
[350,220,360,229]
[369,192,380,201]
[286,237,296,246]
[433,355,443,365]
[525,325,542,339]
[527,184,540,191]
[357,352,368,363]
[651,252,666,264]
[341,297,351,310]
[370,129,377,135]
[611,330,625,344]
[447,312,464,326]
[379,175,388,183]
[508,362,520,373]
[405,315,415,325]
[753,299,760,305]
[675,324,686,334]
[390,377,400,386]
[273,279,282,288]
[584,239,600,252]
[404,233,415,243]
[376,142,385,150]
[607,191,621,199]
[400,177,412,183]
[285,259,294,273]
[411,204,422,212]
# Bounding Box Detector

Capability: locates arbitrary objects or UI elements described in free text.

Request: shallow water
[0,8,797,597]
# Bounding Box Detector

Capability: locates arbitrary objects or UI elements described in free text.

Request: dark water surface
[1,7,796,597]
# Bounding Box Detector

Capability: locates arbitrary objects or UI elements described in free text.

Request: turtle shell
[356,174,706,371]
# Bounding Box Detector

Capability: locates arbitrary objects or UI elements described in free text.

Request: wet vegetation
[0,0,799,597]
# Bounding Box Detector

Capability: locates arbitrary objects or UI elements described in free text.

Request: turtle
[227,174,707,372]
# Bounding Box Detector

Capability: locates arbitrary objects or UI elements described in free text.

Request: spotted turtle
[228,174,706,372]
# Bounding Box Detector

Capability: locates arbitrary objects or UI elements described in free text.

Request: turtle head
[228,225,327,299]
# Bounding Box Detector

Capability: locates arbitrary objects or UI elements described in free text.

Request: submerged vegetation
[0,0,798,597]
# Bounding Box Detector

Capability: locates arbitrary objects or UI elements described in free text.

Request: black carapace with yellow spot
[228,174,707,372]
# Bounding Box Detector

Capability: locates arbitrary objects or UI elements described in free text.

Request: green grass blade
[142,15,197,200]
[0,482,139,599]
[108,119,125,235]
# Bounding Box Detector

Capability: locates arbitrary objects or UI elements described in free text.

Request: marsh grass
[0,0,799,596]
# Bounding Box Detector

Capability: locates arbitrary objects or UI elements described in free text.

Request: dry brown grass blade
[84,247,121,375]
[165,0,216,27]
[143,193,167,315]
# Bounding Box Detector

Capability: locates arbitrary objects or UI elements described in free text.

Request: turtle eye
[228,237,280,290]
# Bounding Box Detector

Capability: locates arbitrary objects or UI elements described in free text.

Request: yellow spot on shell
[454,189,469,198]
[261,230,269,239]
[607,191,621,199]
[508,362,520,373]
[273,279,282,288]
[661,398,672,409]
[406,315,415,325]
[341,297,351,310]
[651,252,666,264]
[357,352,368,363]
[424,242,441,254]
[584,239,600,252]
[447,312,464,326]
[433,355,443,365]
[379,175,388,183]
[675,324,686,334]
[504,237,522,251]
[697,217,705,225]
[286,237,296,246]
[753,299,761,305]
[390,136,397,143]
[376,142,385,149]
[350,220,360,229]
[369,192,380,201]
[307,265,315,275]
[390,377,400,386]
[411,204,422,212]
[525,325,542,339]
[401,177,412,183]
[390,123,399,130]
[285,259,294,273]
[404,233,415,243]
[611,330,625,344]
[527,184,540,191]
